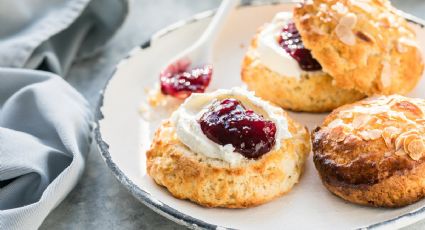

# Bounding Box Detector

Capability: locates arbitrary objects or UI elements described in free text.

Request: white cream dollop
[171,88,291,166]
[256,12,322,79]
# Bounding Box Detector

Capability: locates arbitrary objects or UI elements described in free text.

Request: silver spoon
[161,0,240,75]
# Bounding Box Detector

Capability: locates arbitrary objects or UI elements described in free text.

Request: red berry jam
[160,59,212,99]
[199,98,277,159]
[279,21,322,71]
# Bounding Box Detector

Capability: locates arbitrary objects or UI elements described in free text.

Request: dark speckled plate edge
[94,1,425,229]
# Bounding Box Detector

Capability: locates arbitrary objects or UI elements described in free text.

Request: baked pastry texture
[312,95,425,207]
[242,33,365,112]
[294,0,424,95]
[147,114,310,208]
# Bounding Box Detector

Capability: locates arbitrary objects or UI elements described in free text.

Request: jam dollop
[279,21,322,71]
[160,59,212,99]
[199,98,277,159]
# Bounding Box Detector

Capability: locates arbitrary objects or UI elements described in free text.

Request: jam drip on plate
[160,59,212,99]
[199,98,277,159]
[279,21,322,71]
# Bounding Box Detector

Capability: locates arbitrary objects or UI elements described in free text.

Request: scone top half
[146,88,310,208]
[294,0,424,95]
[312,95,425,207]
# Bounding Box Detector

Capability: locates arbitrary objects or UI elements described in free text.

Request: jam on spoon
[160,59,212,99]
[199,98,277,159]
[279,21,322,71]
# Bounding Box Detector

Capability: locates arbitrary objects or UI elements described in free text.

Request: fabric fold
[0,69,93,229]
[0,0,129,75]
[0,0,129,229]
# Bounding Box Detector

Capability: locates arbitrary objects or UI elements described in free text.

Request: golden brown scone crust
[312,95,425,207]
[294,0,423,96]
[241,32,365,113]
[147,115,310,208]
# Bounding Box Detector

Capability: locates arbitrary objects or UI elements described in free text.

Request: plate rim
[94,1,425,229]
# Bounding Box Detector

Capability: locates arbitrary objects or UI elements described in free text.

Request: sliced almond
[383,135,392,148]
[382,126,401,148]
[327,119,345,129]
[380,60,392,88]
[358,129,382,141]
[407,139,425,161]
[352,114,371,129]
[384,126,401,135]
[329,126,347,142]
[395,130,420,150]
[397,37,419,53]
[395,148,407,156]
[340,111,353,119]
[335,13,357,46]
[395,134,404,151]
[403,134,420,154]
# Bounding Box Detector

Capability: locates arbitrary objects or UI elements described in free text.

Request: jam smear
[160,59,212,99]
[199,98,277,159]
[279,21,322,71]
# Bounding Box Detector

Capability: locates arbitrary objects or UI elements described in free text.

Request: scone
[242,0,424,112]
[312,95,425,207]
[147,88,310,208]
[294,0,423,95]
[242,12,365,112]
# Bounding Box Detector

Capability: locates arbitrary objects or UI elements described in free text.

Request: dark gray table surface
[39,0,425,229]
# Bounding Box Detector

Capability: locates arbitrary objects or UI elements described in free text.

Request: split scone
[242,12,365,112]
[312,95,425,207]
[147,88,310,208]
[242,0,423,112]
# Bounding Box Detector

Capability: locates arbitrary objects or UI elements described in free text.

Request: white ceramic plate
[95,2,425,229]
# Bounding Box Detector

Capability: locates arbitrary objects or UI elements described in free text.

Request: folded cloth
[0,69,92,229]
[0,0,129,229]
[0,0,128,75]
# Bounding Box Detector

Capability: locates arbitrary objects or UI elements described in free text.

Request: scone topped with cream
[242,0,423,112]
[146,88,310,208]
[242,11,365,112]
[294,0,423,95]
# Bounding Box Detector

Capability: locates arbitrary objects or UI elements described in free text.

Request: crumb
[140,84,182,122]
[146,84,174,107]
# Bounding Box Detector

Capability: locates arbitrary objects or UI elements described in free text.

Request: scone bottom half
[146,92,310,208]
[312,95,425,208]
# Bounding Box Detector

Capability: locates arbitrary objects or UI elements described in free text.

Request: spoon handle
[197,0,240,47]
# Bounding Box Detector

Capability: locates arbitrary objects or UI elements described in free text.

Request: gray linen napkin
[0,0,128,229]
[0,0,128,74]
[0,69,92,229]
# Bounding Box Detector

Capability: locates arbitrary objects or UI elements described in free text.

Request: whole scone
[312,95,425,207]
[294,0,424,95]
[147,88,310,208]
[241,12,365,112]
